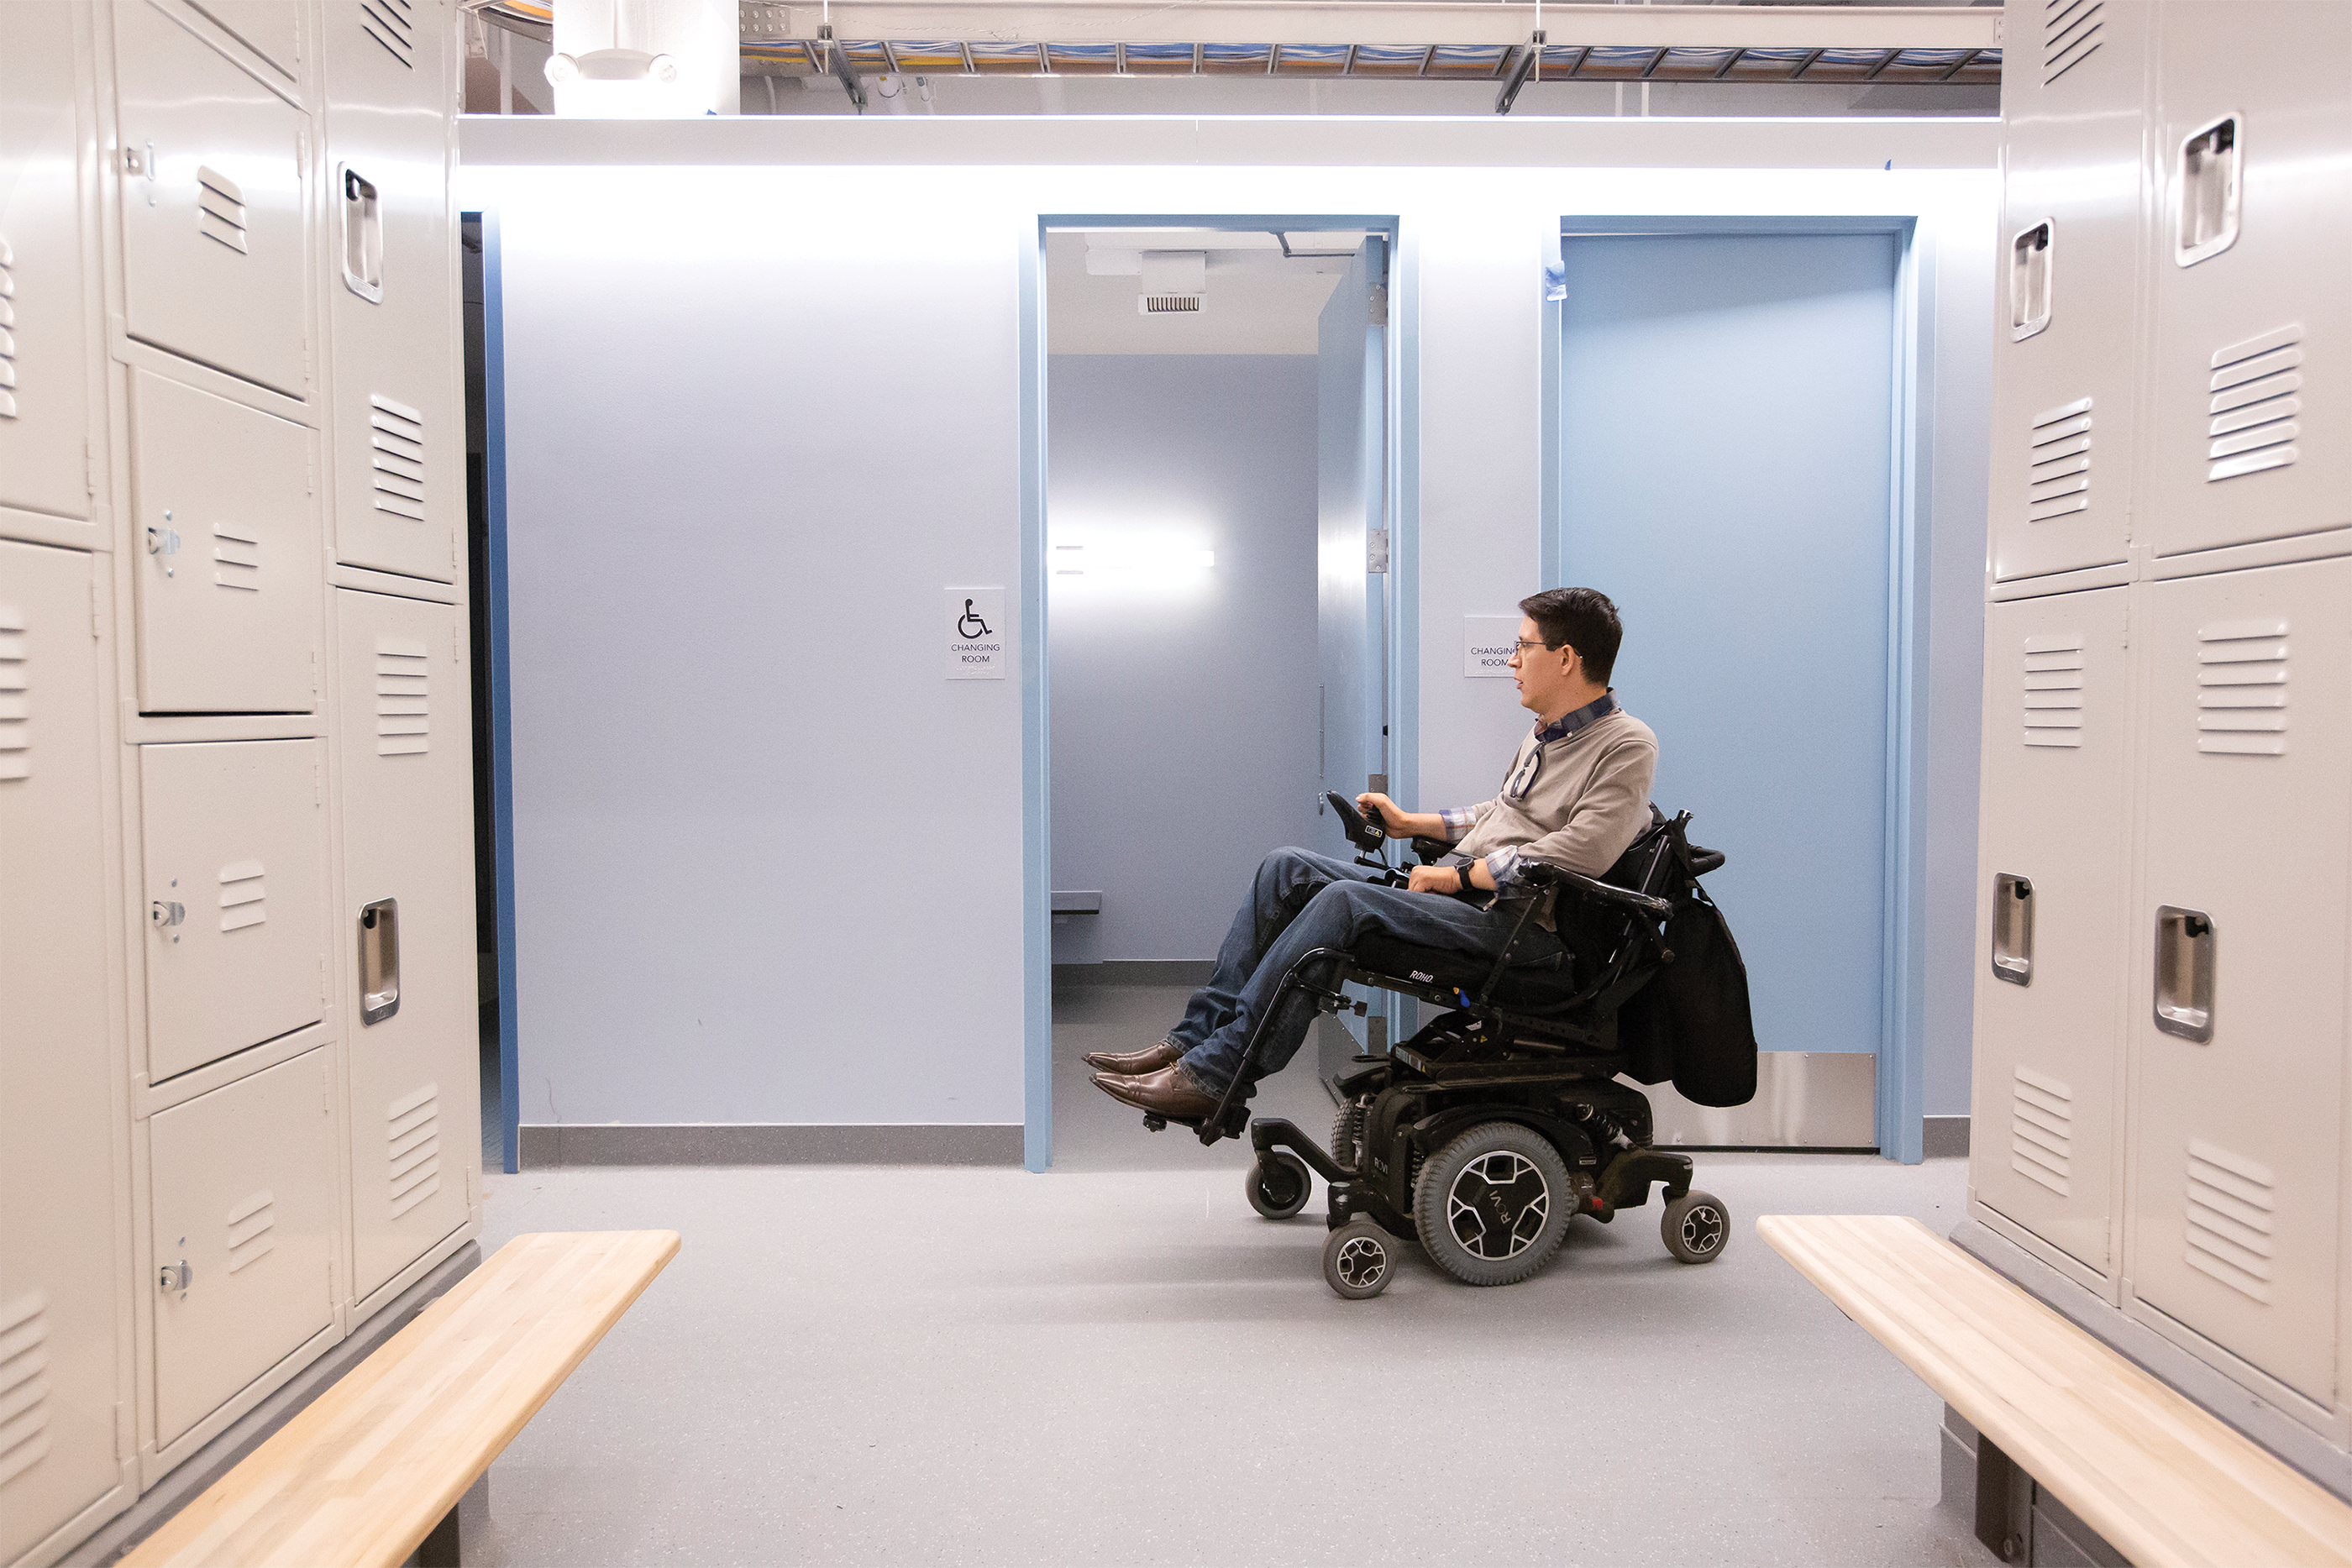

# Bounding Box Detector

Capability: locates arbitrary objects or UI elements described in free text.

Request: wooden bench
[1758,1214,2352,1568]
[123,1230,680,1568]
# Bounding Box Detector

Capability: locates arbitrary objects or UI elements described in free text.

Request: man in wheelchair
[1089,586,1656,1123]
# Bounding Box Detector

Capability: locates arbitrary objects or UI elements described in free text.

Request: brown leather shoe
[1081,1040,1183,1076]
[1092,1062,1222,1120]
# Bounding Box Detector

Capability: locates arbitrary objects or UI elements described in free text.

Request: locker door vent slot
[2153,905,2215,1042]
[195,166,249,256]
[2204,324,2302,483]
[0,1290,51,1488]
[1992,873,2034,983]
[213,526,260,592]
[339,166,383,304]
[386,1083,442,1219]
[359,896,400,1024]
[368,395,426,523]
[2176,113,2241,267]
[2020,632,2083,748]
[2026,398,2092,523]
[375,635,429,756]
[2194,617,2286,756]
[2008,221,2052,342]
[2183,1139,2274,1303]
[0,602,24,781]
[0,233,15,419]
[2009,1066,2071,1197]
[360,0,417,69]
[218,858,267,933]
[224,1188,276,1275]
[2041,0,2102,86]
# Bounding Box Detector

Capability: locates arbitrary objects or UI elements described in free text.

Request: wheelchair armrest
[1521,862,1674,920]
[1688,844,1726,875]
[1411,837,1452,866]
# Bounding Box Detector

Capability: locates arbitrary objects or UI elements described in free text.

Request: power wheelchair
[1132,792,1758,1299]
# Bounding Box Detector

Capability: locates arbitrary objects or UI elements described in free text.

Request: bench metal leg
[1975,1436,2023,1562]
[417,1471,489,1568]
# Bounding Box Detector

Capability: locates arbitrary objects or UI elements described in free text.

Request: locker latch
[148,513,181,579]
[150,899,186,929]
[158,1259,193,1297]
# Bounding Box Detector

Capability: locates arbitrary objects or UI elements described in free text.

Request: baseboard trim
[1923,1114,1971,1157]
[517,1123,1024,1168]
[63,1243,480,1566]
[1052,961,1212,989]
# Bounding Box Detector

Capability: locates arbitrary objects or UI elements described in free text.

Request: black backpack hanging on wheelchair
[1132,792,1760,1299]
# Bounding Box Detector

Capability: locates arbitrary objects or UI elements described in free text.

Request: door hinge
[114,1400,130,1460]
[85,438,97,495]
[1367,528,1389,574]
[315,759,323,805]
[1368,285,1389,327]
[92,576,103,638]
[320,952,328,1004]
[452,619,461,663]
[2121,598,2130,648]
[452,531,460,572]
[312,647,320,700]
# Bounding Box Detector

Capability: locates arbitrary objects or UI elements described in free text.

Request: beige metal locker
[0,2,96,525]
[1988,0,2149,582]
[129,370,319,714]
[113,0,310,401]
[139,739,327,1083]
[336,590,477,1297]
[321,0,459,582]
[2127,558,2349,1404]
[2141,0,2352,557]
[181,0,302,84]
[147,1047,335,1450]
[1971,587,2133,1274]
[0,542,123,1565]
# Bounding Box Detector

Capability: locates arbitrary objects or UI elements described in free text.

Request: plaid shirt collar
[1531,690,1617,747]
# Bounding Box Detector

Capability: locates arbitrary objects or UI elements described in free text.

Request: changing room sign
[1464,616,1519,678]
[946,587,1007,679]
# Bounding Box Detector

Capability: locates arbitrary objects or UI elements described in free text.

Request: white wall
[459,114,1997,1136]
[1046,355,1320,962]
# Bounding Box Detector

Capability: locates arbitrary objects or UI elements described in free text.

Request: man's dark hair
[1519,586,1623,686]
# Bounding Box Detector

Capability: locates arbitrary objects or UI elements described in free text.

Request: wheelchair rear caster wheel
[1662,1189,1730,1263]
[1246,1151,1312,1220]
[1323,1219,1395,1299]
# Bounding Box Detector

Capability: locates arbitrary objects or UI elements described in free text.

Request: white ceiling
[1045,228,1359,355]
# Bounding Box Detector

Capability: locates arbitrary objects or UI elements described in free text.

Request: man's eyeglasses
[1513,639,1559,653]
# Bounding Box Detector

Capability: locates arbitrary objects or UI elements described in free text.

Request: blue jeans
[1170,847,1567,1096]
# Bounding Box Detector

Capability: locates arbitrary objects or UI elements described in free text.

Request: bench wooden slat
[123,1230,680,1568]
[1757,1214,2352,1568]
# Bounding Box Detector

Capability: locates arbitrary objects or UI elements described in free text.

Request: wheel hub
[1680,1203,1725,1255]
[1334,1235,1387,1288]
[1446,1151,1551,1261]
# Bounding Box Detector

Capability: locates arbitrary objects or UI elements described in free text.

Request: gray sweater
[1448,705,1659,924]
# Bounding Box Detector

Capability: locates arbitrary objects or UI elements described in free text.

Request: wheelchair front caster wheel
[1246,1151,1312,1220]
[1323,1220,1395,1299]
[1662,1189,1730,1264]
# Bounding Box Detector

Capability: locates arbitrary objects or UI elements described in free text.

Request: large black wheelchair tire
[1331,1099,1367,1176]
[1412,1121,1574,1287]
[1246,1151,1313,1220]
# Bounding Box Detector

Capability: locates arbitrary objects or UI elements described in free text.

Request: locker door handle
[359,898,400,1025]
[1991,873,2033,985]
[158,1261,192,1295]
[2154,905,2215,1043]
[339,165,384,303]
[2008,222,2052,342]
[2176,113,2242,266]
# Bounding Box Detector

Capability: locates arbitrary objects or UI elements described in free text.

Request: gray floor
[470,984,1996,1565]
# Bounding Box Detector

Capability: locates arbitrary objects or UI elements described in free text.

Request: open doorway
[1039,221,1399,1171]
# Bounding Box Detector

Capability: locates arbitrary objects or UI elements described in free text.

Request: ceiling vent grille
[0,1291,50,1489]
[2207,323,2302,483]
[369,394,426,522]
[375,635,429,756]
[2196,616,2287,757]
[2021,633,2084,748]
[196,166,249,254]
[387,1083,442,1219]
[213,526,260,592]
[361,0,417,67]
[225,1188,276,1275]
[0,603,24,782]
[2028,396,2092,523]
[2184,1139,2275,1303]
[2010,1065,2073,1197]
[1140,295,1202,314]
[0,233,16,420]
[2042,0,2103,85]
[218,857,266,932]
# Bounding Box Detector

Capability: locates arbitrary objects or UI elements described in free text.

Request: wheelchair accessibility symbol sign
[945,587,1007,679]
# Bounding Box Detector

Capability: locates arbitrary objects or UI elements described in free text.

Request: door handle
[339,164,383,302]
[358,897,400,1025]
[2153,905,2215,1042]
[1991,873,2033,985]
[2176,113,2241,266]
[2008,221,2052,342]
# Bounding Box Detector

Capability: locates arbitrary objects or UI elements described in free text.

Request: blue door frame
[1019,214,1418,1172]
[1541,214,1933,1165]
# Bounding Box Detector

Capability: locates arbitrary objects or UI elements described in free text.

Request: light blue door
[1557,232,1898,1087]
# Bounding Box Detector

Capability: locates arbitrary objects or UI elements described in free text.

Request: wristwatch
[1455,864,1473,896]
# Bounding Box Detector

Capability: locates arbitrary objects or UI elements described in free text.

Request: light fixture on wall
[1051,541,1215,579]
